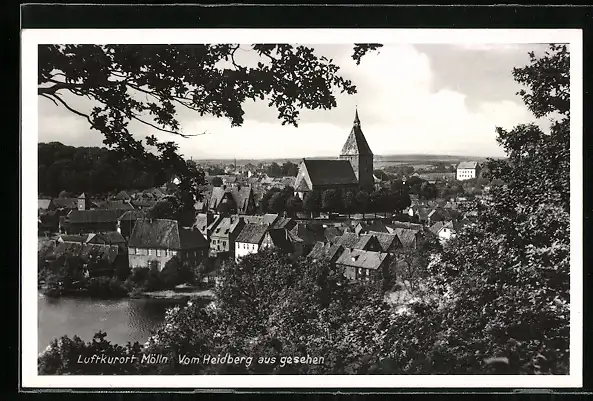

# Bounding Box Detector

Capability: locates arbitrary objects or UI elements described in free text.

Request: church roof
[302,159,358,187]
[340,110,373,156]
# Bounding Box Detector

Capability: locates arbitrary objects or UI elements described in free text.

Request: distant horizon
[38,141,498,163]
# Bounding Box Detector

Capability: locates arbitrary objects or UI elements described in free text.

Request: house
[48,197,79,211]
[271,216,297,231]
[293,109,374,198]
[127,218,209,271]
[385,221,424,232]
[367,231,402,254]
[193,212,218,240]
[243,213,281,227]
[334,232,383,252]
[94,200,135,211]
[429,221,456,243]
[60,209,130,234]
[117,210,146,239]
[307,241,344,263]
[113,190,132,202]
[42,241,127,279]
[209,215,245,257]
[38,198,52,211]
[335,248,391,282]
[354,220,389,235]
[209,185,256,215]
[234,223,270,263]
[456,161,480,181]
[261,228,306,259]
[86,231,127,251]
[289,223,326,254]
[390,227,423,249]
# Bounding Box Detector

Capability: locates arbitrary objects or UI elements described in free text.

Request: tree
[39,44,381,217]
[260,188,281,213]
[388,180,411,214]
[211,176,223,187]
[321,189,342,214]
[303,190,322,218]
[268,192,287,214]
[341,190,357,218]
[424,44,570,374]
[355,191,370,216]
[419,181,438,200]
[285,196,303,217]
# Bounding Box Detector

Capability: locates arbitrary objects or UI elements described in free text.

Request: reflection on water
[38,294,198,353]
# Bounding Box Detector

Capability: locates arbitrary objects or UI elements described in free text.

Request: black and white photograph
[22,28,582,388]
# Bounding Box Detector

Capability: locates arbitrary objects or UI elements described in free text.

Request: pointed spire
[353,106,360,127]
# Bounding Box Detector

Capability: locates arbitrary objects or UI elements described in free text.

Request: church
[294,109,375,199]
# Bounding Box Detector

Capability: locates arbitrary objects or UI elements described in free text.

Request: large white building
[456,161,479,181]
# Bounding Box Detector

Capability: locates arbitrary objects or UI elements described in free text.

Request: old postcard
[22,28,582,388]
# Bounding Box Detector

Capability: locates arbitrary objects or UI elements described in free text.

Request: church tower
[339,109,374,192]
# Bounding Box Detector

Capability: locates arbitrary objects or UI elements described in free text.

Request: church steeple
[353,107,361,127]
[339,108,374,192]
[340,108,373,157]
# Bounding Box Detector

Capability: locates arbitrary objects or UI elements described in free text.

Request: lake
[38,293,191,354]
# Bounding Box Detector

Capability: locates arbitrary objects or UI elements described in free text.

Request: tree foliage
[38,44,382,180]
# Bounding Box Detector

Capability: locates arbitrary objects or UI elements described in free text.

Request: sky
[38,43,553,160]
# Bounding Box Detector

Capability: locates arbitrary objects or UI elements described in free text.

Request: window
[129,248,135,255]
[156,249,161,257]
[165,249,169,257]
[171,250,177,256]
[194,251,197,257]
[148,249,154,256]
[223,241,226,247]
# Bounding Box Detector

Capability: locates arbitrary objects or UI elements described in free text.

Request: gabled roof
[38,199,52,210]
[59,234,87,243]
[301,159,358,187]
[335,248,389,270]
[50,198,78,209]
[429,221,446,235]
[113,191,131,201]
[194,213,214,232]
[340,109,373,156]
[94,200,135,210]
[355,220,389,234]
[391,228,419,248]
[290,223,326,245]
[66,209,128,224]
[243,213,280,226]
[44,242,121,265]
[386,221,424,232]
[77,193,86,199]
[89,231,127,245]
[307,241,344,262]
[118,210,146,221]
[210,186,254,213]
[266,228,294,252]
[272,217,296,230]
[457,161,478,169]
[211,215,244,238]
[367,231,402,253]
[295,179,311,191]
[236,223,269,245]
[128,218,208,250]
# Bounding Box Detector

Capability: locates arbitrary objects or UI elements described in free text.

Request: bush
[85,277,128,298]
